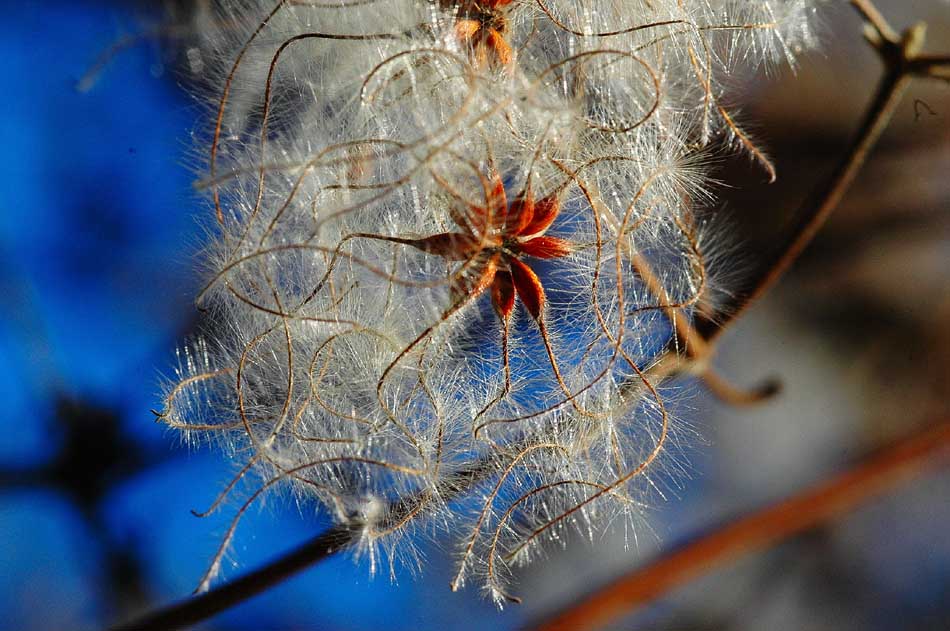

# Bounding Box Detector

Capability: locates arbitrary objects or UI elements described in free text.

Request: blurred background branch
[533,419,950,631]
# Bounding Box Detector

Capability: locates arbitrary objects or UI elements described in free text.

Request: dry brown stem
[531,419,950,631]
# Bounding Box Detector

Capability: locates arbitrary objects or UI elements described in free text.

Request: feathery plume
[161,0,823,604]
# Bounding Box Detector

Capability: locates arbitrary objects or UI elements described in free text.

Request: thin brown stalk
[532,420,950,631]
[107,523,356,631]
[699,368,781,407]
[699,10,929,340]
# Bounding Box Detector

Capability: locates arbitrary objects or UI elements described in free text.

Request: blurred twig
[531,419,950,631]
[637,1,950,402]
[698,0,950,341]
[108,523,356,631]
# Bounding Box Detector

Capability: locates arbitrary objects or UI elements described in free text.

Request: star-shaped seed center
[408,172,572,322]
[446,0,516,67]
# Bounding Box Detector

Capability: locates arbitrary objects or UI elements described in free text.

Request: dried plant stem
[532,420,950,631]
[107,466,468,631]
[108,523,356,631]
[699,5,934,341]
[637,3,949,398]
[706,68,910,337]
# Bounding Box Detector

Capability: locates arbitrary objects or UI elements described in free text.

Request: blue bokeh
[0,491,103,630]
[0,1,199,457]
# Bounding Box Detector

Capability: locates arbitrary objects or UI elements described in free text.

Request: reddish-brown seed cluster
[445,0,517,67]
[407,172,572,323]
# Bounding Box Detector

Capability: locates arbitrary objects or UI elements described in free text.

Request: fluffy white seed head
[162,0,823,603]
